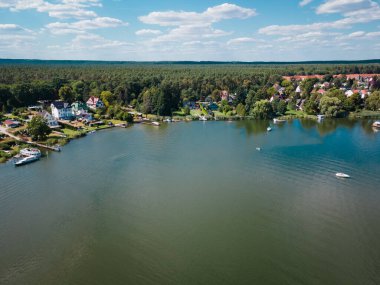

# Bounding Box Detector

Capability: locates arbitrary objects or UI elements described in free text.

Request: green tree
[251,100,273,119]
[58,86,74,103]
[236,103,246,116]
[365,91,380,111]
[319,96,344,117]
[27,115,51,141]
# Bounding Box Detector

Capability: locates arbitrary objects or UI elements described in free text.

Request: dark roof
[51,101,65,109]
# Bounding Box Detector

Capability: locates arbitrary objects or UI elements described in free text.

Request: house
[220,90,229,101]
[51,101,73,120]
[71,101,88,114]
[3,119,21,128]
[296,86,302,94]
[317,89,326,95]
[86,96,104,110]
[345,90,354,97]
[71,102,93,121]
[38,111,59,128]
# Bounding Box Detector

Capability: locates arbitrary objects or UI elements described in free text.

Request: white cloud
[135,29,162,36]
[46,17,128,34]
[0,0,101,18]
[139,3,256,26]
[227,37,258,45]
[299,0,313,7]
[151,24,231,43]
[316,0,376,14]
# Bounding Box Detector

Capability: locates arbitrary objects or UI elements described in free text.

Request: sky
[0,0,380,61]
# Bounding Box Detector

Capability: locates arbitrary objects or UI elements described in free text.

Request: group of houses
[2,96,105,130]
[50,96,104,122]
[183,90,236,110]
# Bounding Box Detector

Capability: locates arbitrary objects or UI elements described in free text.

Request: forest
[0,60,380,118]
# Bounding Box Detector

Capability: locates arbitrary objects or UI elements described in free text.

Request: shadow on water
[234,120,270,136]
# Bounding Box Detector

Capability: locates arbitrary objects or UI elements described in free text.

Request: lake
[1,119,380,285]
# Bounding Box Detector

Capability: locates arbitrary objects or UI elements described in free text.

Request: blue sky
[0,0,379,61]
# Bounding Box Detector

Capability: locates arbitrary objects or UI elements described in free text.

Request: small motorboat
[164,118,172,123]
[151,121,160,126]
[256,147,261,151]
[267,127,272,132]
[199,116,207,121]
[336,173,350,178]
[20,148,41,158]
[273,118,286,124]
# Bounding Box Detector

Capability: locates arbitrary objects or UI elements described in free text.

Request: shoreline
[2,115,380,165]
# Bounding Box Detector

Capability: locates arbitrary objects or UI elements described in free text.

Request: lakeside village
[1,73,380,165]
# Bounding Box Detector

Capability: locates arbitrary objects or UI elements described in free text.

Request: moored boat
[152,121,160,126]
[14,155,40,166]
[273,118,286,124]
[267,127,272,132]
[20,148,41,158]
[372,121,380,128]
[199,116,207,121]
[336,172,350,178]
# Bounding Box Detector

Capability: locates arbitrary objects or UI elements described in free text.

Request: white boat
[317,115,325,122]
[20,148,41,158]
[372,121,380,128]
[164,118,172,123]
[14,155,40,166]
[152,121,160,126]
[336,172,350,178]
[199,116,208,121]
[267,127,272,132]
[256,147,261,151]
[273,118,285,124]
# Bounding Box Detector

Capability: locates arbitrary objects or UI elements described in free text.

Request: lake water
[1,119,380,285]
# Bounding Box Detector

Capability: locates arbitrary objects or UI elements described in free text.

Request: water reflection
[235,120,270,135]
[236,118,379,137]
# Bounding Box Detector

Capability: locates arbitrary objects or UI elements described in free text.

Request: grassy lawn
[190,109,203,117]
[349,110,380,118]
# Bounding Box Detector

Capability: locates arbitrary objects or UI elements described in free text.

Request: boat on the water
[199,116,207,121]
[14,155,40,166]
[20,148,41,158]
[372,121,380,128]
[336,172,350,178]
[152,121,160,126]
[267,127,272,132]
[164,118,172,123]
[273,118,286,124]
[256,147,261,151]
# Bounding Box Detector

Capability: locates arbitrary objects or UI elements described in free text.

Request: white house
[51,101,73,120]
[86,96,104,110]
[39,111,59,128]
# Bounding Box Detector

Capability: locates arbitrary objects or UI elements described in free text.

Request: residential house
[317,89,326,95]
[39,111,59,128]
[3,119,21,128]
[86,96,104,110]
[71,101,93,121]
[295,86,302,94]
[220,90,229,101]
[209,102,219,111]
[51,101,73,120]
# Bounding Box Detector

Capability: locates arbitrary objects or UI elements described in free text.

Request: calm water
[1,119,380,285]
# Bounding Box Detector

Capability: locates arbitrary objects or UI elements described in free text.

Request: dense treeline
[0,63,380,116]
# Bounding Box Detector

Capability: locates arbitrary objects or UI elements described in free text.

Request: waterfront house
[209,102,219,111]
[220,90,229,101]
[3,119,21,128]
[39,111,59,128]
[86,96,104,110]
[71,101,93,121]
[183,101,196,109]
[51,101,73,120]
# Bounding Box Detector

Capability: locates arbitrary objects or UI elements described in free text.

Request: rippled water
[1,119,380,285]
